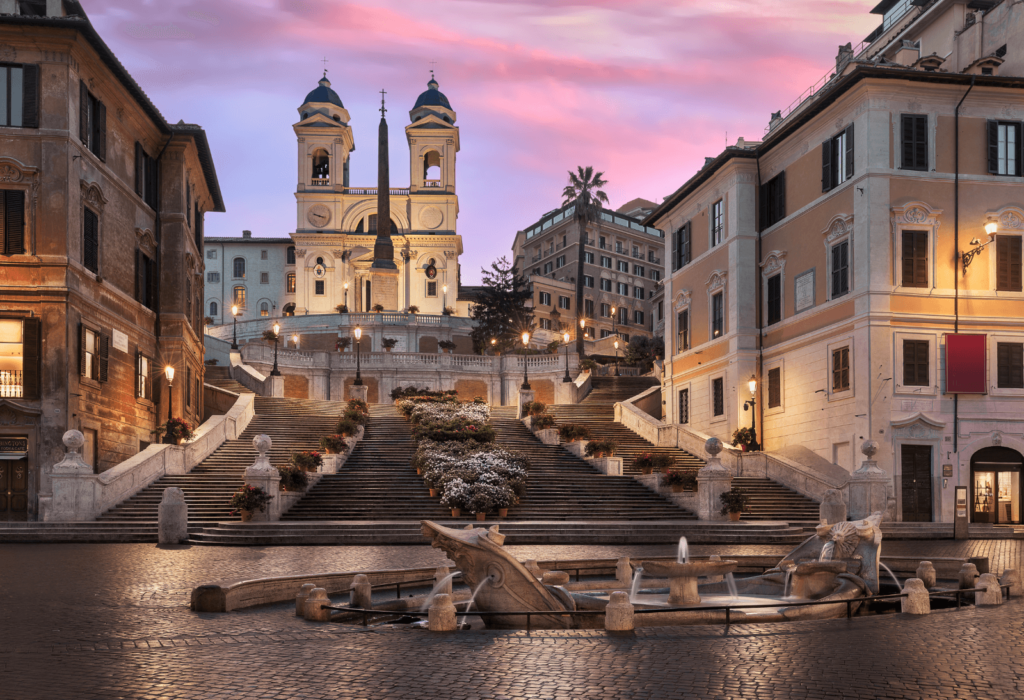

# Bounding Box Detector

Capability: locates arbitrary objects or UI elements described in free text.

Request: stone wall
[344,376,380,403]
[455,379,489,403]
[283,374,309,399]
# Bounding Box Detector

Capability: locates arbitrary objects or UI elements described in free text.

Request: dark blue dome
[303,76,344,108]
[413,78,452,111]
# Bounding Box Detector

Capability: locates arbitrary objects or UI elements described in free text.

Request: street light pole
[562,331,571,383]
[521,331,531,390]
[443,284,448,312]
[743,374,759,451]
[354,326,363,385]
[614,339,620,377]
[344,282,349,310]
[163,366,175,444]
[270,322,281,376]
[231,305,239,350]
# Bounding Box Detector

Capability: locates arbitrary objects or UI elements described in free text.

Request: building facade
[0,1,223,520]
[652,0,1024,524]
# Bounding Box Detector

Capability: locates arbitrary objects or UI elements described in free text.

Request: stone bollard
[969,556,989,575]
[958,563,979,591]
[616,558,632,586]
[542,571,570,586]
[428,593,458,631]
[350,574,373,610]
[916,561,936,589]
[434,567,452,596]
[999,568,1022,598]
[900,578,930,615]
[706,555,724,583]
[976,573,1003,606]
[819,489,847,525]
[158,487,189,545]
[696,438,731,521]
[303,587,332,621]
[604,591,635,632]
[295,583,316,616]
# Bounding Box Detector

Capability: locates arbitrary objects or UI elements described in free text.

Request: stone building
[0,1,223,520]
[651,0,1024,524]
[203,231,293,324]
[511,200,664,353]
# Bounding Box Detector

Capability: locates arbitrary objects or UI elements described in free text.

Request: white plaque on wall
[794,269,815,314]
[112,329,129,354]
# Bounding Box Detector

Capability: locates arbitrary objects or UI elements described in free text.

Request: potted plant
[438,339,457,354]
[372,303,385,313]
[653,453,675,474]
[336,337,351,353]
[580,359,597,373]
[440,478,470,518]
[525,401,546,417]
[290,450,323,472]
[261,329,279,343]
[319,434,349,455]
[336,303,349,314]
[531,414,555,431]
[342,407,367,425]
[663,470,698,493]
[467,483,496,521]
[491,483,516,518]
[585,439,618,458]
[277,465,309,492]
[335,417,360,438]
[407,305,419,314]
[382,337,398,352]
[442,306,455,316]
[160,417,194,445]
[634,452,656,475]
[203,316,214,327]
[557,424,591,443]
[731,427,756,452]
[720,486,750,521]
[229,485,272,522]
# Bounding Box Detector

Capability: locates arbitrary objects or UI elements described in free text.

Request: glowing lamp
[164,366,174,382]
[354,326,362,340]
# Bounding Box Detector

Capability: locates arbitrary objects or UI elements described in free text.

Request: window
[259,302,269,317]
[767,367,781,408]
[257,271,268,285]
[831,240,850,298]
[651,270,661,282]
[209,301,218,317]
[233,258,246,279]
[616,242,624,254]
[426,281,437,297]
[556,255,565,269]
[260,250,268,261]
[0,64,39,128]
[136,353,150,400]
[584,326,595,339]
[678,309,689,352]
[543,262,553,274]
[600,303,611,318]
[822,124,854,191]
[83,207,99,273]
[535,318,549,330]
[711,200,724,246]
[759,171,786,229]
[134,143,157,209]
[1,189,26,255]
[634,310,644,325]
[996,236,1022,292]
[314,280,325,295]
[600,279,612,292]
[712,377,724,417]
[287,273,296,293]
[558,296,571,310]
[618,307,628,325]
[600,256,612,269]
[711,292,724,338]
[207,272,220,283]
[79,325,108,382]
[633,287,644,300]
[233,286,246,308]
[535,291,549,306]
[600,329,611,339]
[287,246,296,265]
[186,366,192,408]
[584,252,594,264]
[0,317,40,399]
[616,260,628,273]
[621,333,630,344]
[767,274,781,325]
[599,236,606,249]
[135,250,156,310]
[997,342,1024,389]
[584,298,594,317]
[902,230,928,288]
[562,235,566,246]
[989,121,1022,176]
[902,339,929,387]
[678,389,689,424]
[79,80,106,161]
[634,265,645,276]
[583,275,594,288]
[901,115,928,171]
[617,282,628,296]
[672,222,691,271]
[207,249,217,259]
[832,347,850,392]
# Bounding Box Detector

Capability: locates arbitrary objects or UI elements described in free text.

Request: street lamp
[270,322,281,376]
[292,333,299,350]
[521,331,531,390]
[443,284,448,311]
[962,221,1000,274]
[163,365,175,443]
[230,305,239,350]
[562,331,571,383]
[490,337,498,356]
[742,374,759,451]
[613,338,620,377]
[353,326,363,385]
[343,282,349,309]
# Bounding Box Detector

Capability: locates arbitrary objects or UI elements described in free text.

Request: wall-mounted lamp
[962,221,998,274]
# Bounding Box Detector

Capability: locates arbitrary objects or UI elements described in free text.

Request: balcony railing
[340,187,411,196]
[311,178,330,186]
[0,370,23,398]
[422,180,442,188]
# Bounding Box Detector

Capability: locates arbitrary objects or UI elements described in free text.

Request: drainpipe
[953,75,974,457]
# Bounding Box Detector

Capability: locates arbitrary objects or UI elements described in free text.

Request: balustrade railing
[310,178,330,186]
[0,370,23,398]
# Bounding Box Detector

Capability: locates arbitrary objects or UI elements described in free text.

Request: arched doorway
[970,447,1023,524]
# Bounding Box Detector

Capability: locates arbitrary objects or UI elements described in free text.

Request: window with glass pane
[583,275,594,288]
[831,240,850,298]
[558,296,570,310]
[711,292,724,338]
[137,354,149,399]
[233,286,246,307]
[287,273,296,293]
[678,309,689,351]
[989,121,1022,176]
[286,246,295,264]
[0,319,23,397]
[903,339,929,386]
[83,327,96,380]
[600,279,612,292]
[832,347,850,392]
[997,342,1024,389]
[233,258,245,278]
[768,367,781,408]
[678,388,689,424]
[315,280,325,295]
[711,200,724,246]
[617,260,628,272]
[634,310,644,324]
[584,299,594,316]
[712,377,724,416]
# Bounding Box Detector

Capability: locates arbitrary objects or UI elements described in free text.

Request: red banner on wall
[945,334,987,394]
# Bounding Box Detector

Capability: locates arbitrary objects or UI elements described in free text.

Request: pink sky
[86,0,880,284]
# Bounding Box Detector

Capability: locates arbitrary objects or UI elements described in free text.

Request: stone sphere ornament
[704,437,723,457]
[253,434,272,456]
[63,430,85,453]
[861,440,879,459]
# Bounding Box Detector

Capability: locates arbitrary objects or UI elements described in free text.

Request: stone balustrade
[207,312,475,347]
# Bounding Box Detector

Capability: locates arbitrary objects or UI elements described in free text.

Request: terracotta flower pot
[415,467,422,475]
[240,510,253,522]
[728,511,742,522]
[498,508,509,518]
[741,444,749,452]
[429,488,438,498]
[476,512,486,521]
[641,466,653,475]
[451,508,461,518]
[670,484,685,493]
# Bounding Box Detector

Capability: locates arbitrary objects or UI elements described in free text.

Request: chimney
[894,40,920,67]
[242,230,252,239]
[46,0,63,17]
[768,110,782,132]
[836,42,854,74]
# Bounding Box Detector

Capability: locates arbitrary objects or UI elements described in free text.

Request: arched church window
[355,219,364,233]
[367,214,398,234]
[209,301,218,317]
[287,246,295,265]
[423,150,441,185]
[311,149,330,185]
[283,303,296,317]
[260,302,269,317]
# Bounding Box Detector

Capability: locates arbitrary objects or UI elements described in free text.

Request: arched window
[233,257,245,279]
[260,301,269,317]
[423,150,441,184]
[287,246,295,265]
[283,303,296,317]
[367,214,398,234]
[311,148,330,185]
[233,286,246,308]
[355,219,364,233]
[209,301,218,317]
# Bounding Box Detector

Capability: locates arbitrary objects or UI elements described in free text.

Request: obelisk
[370,89,399,311]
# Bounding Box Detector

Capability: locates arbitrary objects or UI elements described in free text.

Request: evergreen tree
[470,257,534,354]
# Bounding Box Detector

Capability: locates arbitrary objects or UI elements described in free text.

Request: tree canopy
[624,335,664,371]
[470,256,534,354]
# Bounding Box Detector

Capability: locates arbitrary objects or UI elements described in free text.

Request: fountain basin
[640,559,738,605]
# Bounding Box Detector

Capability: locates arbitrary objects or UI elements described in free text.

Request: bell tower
[406,75,459,233]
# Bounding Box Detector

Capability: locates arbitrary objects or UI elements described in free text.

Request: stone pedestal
[47,430,96,522]
[616,558,632,586]
[976,573,1003,606]
[541,571,570,586]
[428,593,457,631]
[604,591,635,631]
[901,578,930,615]
[348,384,369,403]
[958,563,979,590]
[819,489,847,524]
[916,561,937,589]
[303,587,332,621]
[517,389,535,418]
[158,488,189,545]
[564,440,588,459]
[350,574,373,609]
[434,567,452,595]
[848,441,889,521]
[244,434,281,522]
[370,269,400,311]
[535,429,559,445]
[268,374,285,397]
[296,583,316,616]
[696,438,731,521]
[586,456,623,476]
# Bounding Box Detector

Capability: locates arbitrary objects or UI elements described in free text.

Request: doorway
[970,447,1023,525]
[900,444,933,522]
[0,457,29,521]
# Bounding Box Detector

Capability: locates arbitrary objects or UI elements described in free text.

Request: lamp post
[354,326,363,385]
[230,305,239,350]
[742,374,759,451]
[343,282,349,309]
[962,221,999,274]
[163,365,175,444]
[442,284,448,312]
[270,322,281,376]
[292,333,299,351]
[521,331,531,390]
[562,331,571,383]
[490,337,498,356]
[613,339,620,377]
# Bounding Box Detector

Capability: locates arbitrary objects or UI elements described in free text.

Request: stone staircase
[204,365,253,395]
[580,375,660,405]
[97,397,342,525]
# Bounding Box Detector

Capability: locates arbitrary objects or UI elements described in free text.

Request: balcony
[310,178,330,187]
[340,187,411,196]
[0,370,23,398]
[423,180,442,188]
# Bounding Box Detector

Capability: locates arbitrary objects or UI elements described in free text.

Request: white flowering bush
[409,401,489,425]
[416,439,529,513]
[440,478,472,510]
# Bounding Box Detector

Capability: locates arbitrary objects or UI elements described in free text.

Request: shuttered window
[997,343,1024,389]
[997,236,1023,292]
[0,64,39,128]
[135,250,157,310]
[712,377,724,416]
[1,189,26,255]
[902,230,929,288]
[759,171,786,229]
[822,124,854,191]
[711,201,724,247]
[673,222,691,270]
[766,274,782,325]
[186,366,192,408]
[901,114,928,171]
[134,143,157,209]
[21,317,40,400]
[903,339,930,387]
[79,325,108,382]
[137,352,151,400]
[711,292,724,338]
[988,121,1022,176]
[79,80,106,161]
[767,367,781,408]
[831,240,849,298]
[678,309,689,352]
[83,207,99,273]
[832,347,850,392]
[678,388,689,424]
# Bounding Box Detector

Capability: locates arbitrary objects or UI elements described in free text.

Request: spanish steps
[204,365,253,395]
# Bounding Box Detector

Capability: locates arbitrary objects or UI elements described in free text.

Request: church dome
[413,77,452,111]
[303,76,344,108]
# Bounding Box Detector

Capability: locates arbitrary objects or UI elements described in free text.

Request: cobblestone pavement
[1,540,1021,699]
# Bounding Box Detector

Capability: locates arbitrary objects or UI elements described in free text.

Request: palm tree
[562,166,609,357]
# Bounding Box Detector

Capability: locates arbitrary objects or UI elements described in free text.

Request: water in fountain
[879,563,902,591]
[725,572,738,599]
[458,577,493,627]
[677,537,689,564]
[819,541,835,562]
[420,571,461,612]
[629,566,645,604]
[782,568,794,598]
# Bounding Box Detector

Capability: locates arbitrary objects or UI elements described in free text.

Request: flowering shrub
[663,470,698,490]
[558,424,591,442]
[342,408,367,425]
[277,465,309,491]
[466,481,515,514]
[391,386,458,401]
[412,418,495,443]
[229,485,272,514]
[161,417,194,442]
[585,439,618,457]
[408,400,489,425]
[347,398,369,415]
[335,417,361,437]
[417,440,529,513]
[524,401,546,416]
[440,478,471,510]
[290,450,323,472]
[531,414,555,431]
[634,452,674,473]
[319,434,349,454]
